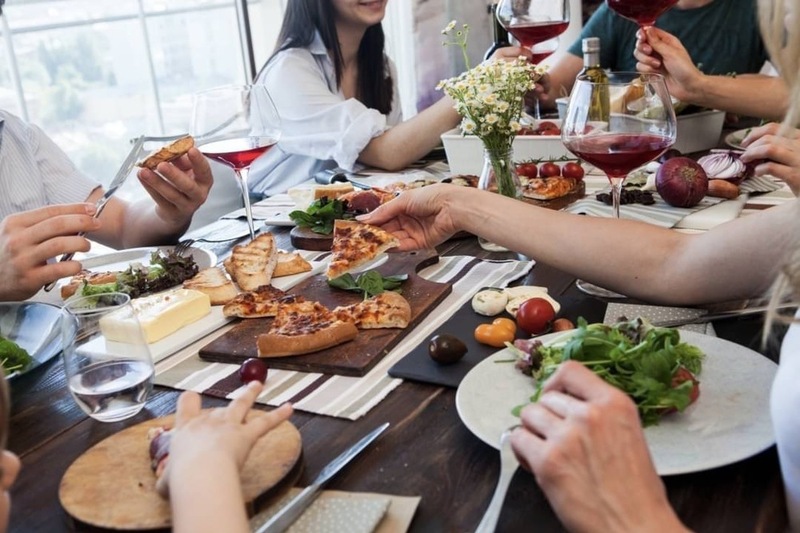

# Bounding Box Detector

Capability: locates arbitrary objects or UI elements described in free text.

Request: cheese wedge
[100,289,211,343]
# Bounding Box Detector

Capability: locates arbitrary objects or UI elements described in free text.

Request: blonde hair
[759,0,800,339]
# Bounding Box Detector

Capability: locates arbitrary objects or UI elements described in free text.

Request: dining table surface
[7,157,792,533]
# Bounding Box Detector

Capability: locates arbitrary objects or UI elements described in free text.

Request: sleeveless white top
[772,318,800,530]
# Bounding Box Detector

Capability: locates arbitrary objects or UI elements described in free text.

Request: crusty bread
[333,291,411,329]
[137,135,195,170]
[223,233,278,291]
[61,270,120,299]
[313,182,354,200]
[273,252,312,278]
[182,267,238,305]
[257,321,358,357]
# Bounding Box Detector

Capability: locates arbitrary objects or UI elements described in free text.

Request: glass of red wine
[192,85,281,240]
[607,0,678,30]
[495,0,570,119]
[562,72,676,296]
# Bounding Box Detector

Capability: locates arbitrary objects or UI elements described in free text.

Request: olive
[428,334,468,365]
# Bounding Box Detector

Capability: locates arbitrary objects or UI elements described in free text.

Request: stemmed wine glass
[496,0,570,119]
[607,0,678,32]
[192,85,281,240]
[562,72,676,295]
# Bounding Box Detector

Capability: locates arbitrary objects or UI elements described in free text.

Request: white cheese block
[100,289,212,344]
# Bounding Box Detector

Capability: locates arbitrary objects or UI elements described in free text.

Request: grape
[239,358,268,384]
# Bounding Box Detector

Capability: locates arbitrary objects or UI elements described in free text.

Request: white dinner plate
[456,329,777,475]
[80,245,216,272]
[725,128,750,150]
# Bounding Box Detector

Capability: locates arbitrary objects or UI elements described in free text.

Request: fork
[475,426,520,533]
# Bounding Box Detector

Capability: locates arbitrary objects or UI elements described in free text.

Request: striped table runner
[154,255,534,420]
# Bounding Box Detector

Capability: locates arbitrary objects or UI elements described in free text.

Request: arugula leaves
[327,270,408,299]
[511,317,705,426]
[289,198,350,235]
[0,335,33,375]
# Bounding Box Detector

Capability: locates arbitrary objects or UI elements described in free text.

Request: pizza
[522,177,579,200]
[222,285,297,318]
[326,220,400,280]
[273,251,312,278]
[147,426,172,481]
[257,300,358,357]
[333,291,411,329]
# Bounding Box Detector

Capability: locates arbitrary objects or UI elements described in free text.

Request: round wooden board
[59,413,302,530]
[290,226,333,251]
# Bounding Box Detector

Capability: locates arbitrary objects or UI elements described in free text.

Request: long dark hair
[262,0,394,114]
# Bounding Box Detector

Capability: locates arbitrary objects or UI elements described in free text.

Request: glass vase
[477,146,522,252]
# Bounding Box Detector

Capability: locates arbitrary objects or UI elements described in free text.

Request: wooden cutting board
[290,226,334,251]
[198,250,451,376]
[59,413,302,530]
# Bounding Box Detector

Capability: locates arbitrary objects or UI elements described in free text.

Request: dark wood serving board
[290,226,334,251]
[199,250,451,376]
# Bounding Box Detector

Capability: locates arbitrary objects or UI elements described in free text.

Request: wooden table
[7,226,787,533]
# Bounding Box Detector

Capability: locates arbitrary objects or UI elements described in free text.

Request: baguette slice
[273,251,312,278]
[137,135,195,170]
[182,267,238,305]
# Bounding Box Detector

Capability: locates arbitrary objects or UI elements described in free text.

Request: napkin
[250,490,420,533]
[604,303,716,336]
[674,195,746,231]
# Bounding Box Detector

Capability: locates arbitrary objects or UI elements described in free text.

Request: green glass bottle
[578,37,610,121]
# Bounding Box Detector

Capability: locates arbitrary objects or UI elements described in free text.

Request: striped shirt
[0,110,99,220]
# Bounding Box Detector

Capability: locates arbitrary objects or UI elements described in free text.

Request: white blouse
[773,316,800,531]
[248,32,403,198]
[0,110,99,220]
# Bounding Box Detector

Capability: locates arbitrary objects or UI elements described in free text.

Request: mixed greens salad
[289,198,352,235]
[508,317,705,426]
[0,334,33,376]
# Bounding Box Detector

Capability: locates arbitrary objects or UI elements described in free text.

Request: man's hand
[0,204,100,300]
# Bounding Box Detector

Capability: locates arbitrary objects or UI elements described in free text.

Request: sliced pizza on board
[326,220,400,280]
[333,291,411,329]
[257,300,358,357]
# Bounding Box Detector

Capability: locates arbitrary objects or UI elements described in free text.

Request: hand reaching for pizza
[357,184,465,251]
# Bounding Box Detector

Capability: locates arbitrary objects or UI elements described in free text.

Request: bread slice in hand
[273,251,312,278]
[182,267,238,305]
[137,135,195,170]
[224,233,278,291]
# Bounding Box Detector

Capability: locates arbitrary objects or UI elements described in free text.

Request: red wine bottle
[484,3,510,60]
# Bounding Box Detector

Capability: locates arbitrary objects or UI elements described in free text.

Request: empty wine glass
[62,293,154,422]
[192,85,282,240]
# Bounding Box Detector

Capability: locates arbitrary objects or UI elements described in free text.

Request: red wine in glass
[565,133,672,179]
[199,137,277,170]
[506,20,569,49]
[607,0,679,29]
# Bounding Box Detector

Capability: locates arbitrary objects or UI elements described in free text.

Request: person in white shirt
[0,110,213,301]
[360,0,800,528]
[249,0,529,197]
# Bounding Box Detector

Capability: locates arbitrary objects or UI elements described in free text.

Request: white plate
[263,211,296,227]
[456,330,777,476]
[80,246,216,272]
[725,128,750,150]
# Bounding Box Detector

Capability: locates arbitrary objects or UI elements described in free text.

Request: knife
[43,136,145,291]
[312,168,372,190]
[254,422,389,533]
[651,301,798,328]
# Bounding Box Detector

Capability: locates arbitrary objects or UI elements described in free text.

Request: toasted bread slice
[224,233,278,291]
[182,267,238,305]
[61,270,120,300]
[273,251,312,278]
[137,135,195,170]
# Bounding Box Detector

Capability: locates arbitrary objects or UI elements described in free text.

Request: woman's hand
[357,184,466,251]
[510,361,688,533]
[740,123,800,195]
[136,148,213,229]
[156,382,293,498]
[634,27,703,103]
[0,203,100,301]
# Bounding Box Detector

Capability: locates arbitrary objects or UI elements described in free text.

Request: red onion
[656,157,708,207]
[697,150,747,184]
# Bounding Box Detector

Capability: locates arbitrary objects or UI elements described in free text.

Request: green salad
[0,334,33,376]
[508,317,705,426]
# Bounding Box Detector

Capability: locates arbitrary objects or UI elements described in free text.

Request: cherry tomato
[561,162,585,181]
[515,162,538,179]
[551,318,575,332]
[515,297,556,335]
[492,317,517,336]
[671,367,700,405]
[539,162,561,178]
[535,121,560,135]
[239,358,268,384]
[474,323,515,347]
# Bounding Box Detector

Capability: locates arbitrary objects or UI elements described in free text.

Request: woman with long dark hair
[248,0,528,197]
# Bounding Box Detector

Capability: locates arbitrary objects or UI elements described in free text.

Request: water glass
[61,293,154,423]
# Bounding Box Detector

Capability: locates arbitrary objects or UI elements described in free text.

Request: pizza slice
[257,300,358,357]
[333,291,411,329]
[273,251,313,278]
[326,220,400,280]
[222,285,299,318]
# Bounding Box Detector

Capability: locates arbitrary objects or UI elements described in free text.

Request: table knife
[43,136,145,292]
[254,422,389,533]
[652,301,798,328]
[312,168,372,190]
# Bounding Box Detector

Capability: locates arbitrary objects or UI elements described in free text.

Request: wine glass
[562,72,676,296]
[62,293,155,422]
[192,85,281,240]
[607,0,678,31]
[496,0,570,119]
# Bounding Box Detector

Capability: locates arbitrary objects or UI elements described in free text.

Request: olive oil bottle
[578,37,610,121]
